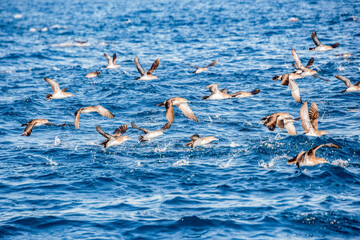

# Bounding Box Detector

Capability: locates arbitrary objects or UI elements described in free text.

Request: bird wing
[335,75,353,88]
[308,143,341,158]
[104,53,112,65]
[284,119,297,135]
[205,60,218,68]
[292,49,304,70]
[190,134,200,141]
[300,101,313,133]
[22,120,36,136]
[309,102,319,131]
[160,122,171,131]
[186,63,198,69]
[305,58,314,69]
[112,53,117,64]
[74,108,83,129]
[177,102,199,122]
[134,56,146,75]
[311,31,322,46]
[165,101,175,123]
[44,78,61,93]
[94,105,115,118]
[264,114,278,131]
[113,124,128,137]
[131,122,150,134]
[147,58,160,75]
[288,79,302,103]
[96,126,112,139]
[206,84,219,94]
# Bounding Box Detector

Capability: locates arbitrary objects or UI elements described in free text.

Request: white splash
[29,28,37,32]
[331,159,349,168]
[54,136,61,146]
[258,159,275,169]
[154,142,171,153]
[53,67,60,71]
[230,142,239,147]
[337,65,344,71]
[136,161,142,167]
[173,159,189,166]
[219,157,234,168]
[13,14,22,19]
[30,154,58,166]
[41,27,48,32]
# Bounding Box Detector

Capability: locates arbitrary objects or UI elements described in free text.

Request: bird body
[132,122,171,142]
[134,56,159,80]
[157,97,198,123]
[104,53,120,69]
[86,71,101,78]
[335,75,360,92]
[300,101,328,136]
[202,84,260,100]
[185,134,218,148]
[187,60,218,74]
[44,78,73,100]
[96,124,130,149]
[309,31,339,51]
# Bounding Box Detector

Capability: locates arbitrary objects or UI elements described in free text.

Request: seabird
[335,75,360,92]
[309,31,339,51]
[157,97,198,123]
[96,124,131,149]
[185,134,218,148]
[291,49,317,77]
[104,53,120,69]
[85,71,101,78]
[300,101,329,136]
[21,119,66,136]
[261,113,298,135]
[280,74,302,103]
[287,143,341,169]
[186,60,218,74]
[134,56,159,80]
[74,105,114,129]
[44,78,73,100]
[131,122,171,142]
[202,84,260,100]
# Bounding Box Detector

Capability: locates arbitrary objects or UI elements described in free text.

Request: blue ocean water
[0,0,360,239]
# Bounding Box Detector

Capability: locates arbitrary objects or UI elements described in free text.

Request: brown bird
[202,84,260,100]
[104,53,120,69]
[261,113,298,135]
[44,78,73,100]
[96,124,131,149]
[287,143,341,169]
[291,49,317,77]
[280,74,302,104]
[300,101,329,136]
[134,56,159,80]
[74,105,114,129]
[186,60,218,74]
[309,31,339,51]
[85,71,101,78]
[185,134,218,148]
[157,97,198,123]
[131,122,171,142]
[335,75,360,93]
[21,119,66,136]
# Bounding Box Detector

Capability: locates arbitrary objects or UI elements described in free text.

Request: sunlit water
[0,0,360,239]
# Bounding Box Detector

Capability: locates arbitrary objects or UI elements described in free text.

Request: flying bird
[131,122,171,142]
[309,31,339,51]
[185,134,218,148]
[335,75,360,92]
[96,124,131,149]
[291,49,317,77]
[21,119,66,136]
[157,97,198,123]
[134,56,159,80]
[300,101,329,136]
[287,143,341,169]
[74,105,114,129]
[186,60,218,74]
[44,78,73,100]
[85,71,101,78]
[104,53,120,69]
[202,84,260,100]
[261,113,298,135]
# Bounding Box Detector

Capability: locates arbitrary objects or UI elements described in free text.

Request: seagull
[335,75,360,92]
[291,49,317,77]
[185,134,218,148]
[96,124,131,149]
[157,97,198,123]
[74,105,114,129]
[202,84,260,100]
[134,56,159,80]
[186,60,218,74]
[21,119,66,136]
[131,122,171,142]
[104,53,120,69]
[309,31,339,51]
[85,71,101,78]
[44,78,73,100]
[300,101,329,136]
[261,113,298,135]
[287,143,341,169]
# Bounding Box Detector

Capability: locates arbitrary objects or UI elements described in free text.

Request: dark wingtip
[309,47,315,51]
[157,103,164,107]
[273,75,280,81]
[202,96,209,100]
[331,43,340,48]
[251,89,260,95]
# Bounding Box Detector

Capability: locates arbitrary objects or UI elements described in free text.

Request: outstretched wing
[44,78,61,93]
[147,58,160,75]
[112,53,117,64]
[131,122,150,134]
[311,31,322,46]
[177,102,199,122]
[94,105,115,118]
[309,102,319,131]
[205,60,218,68]
[335,75,353,88]
[160,122,171,131]
[104,53,112,65]
[96,126,112,139]
[300,101,313,133]
[134,56,145,75]
[113,124,128,137]
[74,108,82,129]
[308,143,341,158]
[292,49,304,70]
[165,101,175,123]
[288,79,302,103]
[305,58,314,69]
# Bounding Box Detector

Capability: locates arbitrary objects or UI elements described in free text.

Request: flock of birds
[21,30,358,169]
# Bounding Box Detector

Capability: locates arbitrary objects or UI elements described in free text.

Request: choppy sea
[0,0,359,239]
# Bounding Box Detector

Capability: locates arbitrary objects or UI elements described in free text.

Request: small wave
[54,136,61,146]
[29,154,58,166]
[173,159,189,166]
[13,14,22,19]
[331,159,349,168]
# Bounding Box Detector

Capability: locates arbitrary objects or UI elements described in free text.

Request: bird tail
[287,157,297,165]
[138,135,145,142]
[185,141,193,147]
